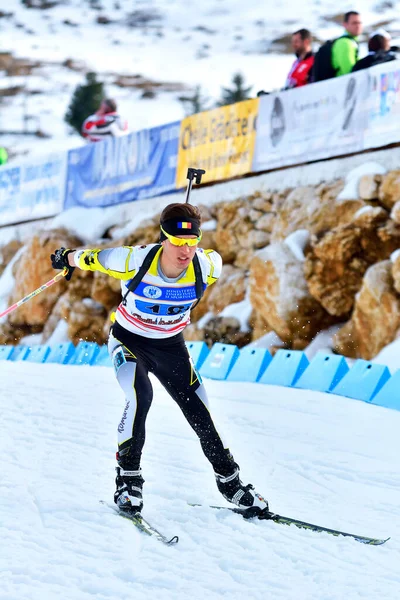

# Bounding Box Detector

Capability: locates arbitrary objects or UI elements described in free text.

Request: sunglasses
[160,225,202,247]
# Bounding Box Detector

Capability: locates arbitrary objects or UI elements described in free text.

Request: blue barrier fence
[0,342,398,412]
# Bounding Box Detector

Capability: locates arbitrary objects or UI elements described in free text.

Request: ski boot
[215,465,268,514]
[114,466,144,513]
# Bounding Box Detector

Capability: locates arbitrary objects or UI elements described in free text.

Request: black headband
[160,217,201,240]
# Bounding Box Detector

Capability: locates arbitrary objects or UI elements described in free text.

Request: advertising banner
[65,121,179,209]
[0,153,67,227]
[363,62,400,150]
[252,72,367,172]
[176,98,259,187]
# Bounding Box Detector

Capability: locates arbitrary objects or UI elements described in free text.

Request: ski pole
[185,168,206,204]
[0,268,68,320]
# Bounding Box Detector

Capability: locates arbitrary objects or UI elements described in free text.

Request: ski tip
[375,537,390,546]
[168,535,179,545]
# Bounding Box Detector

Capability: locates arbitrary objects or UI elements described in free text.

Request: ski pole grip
[187,168,206,185]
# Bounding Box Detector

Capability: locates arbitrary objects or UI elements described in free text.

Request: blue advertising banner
[0,153,67,226]
[65,121,180,209]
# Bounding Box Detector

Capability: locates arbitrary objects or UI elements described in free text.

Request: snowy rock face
[65,297,108,346]
[249,243,333,348]
[203,316,251,347]
[2,161,400,360]
[7,230,82,328]
[214,194,274,267]
[249,311,271,343]
[0,240,23,277]
[91,271,121,312]
[358,174,382,201]
[334,261,400,360]
[304,207,400,317]
[206,266,247,315]
[391,251,400,295]
[379,171,400,210]
[270,180,364,242]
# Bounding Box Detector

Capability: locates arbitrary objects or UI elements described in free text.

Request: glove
[50,247,75,281]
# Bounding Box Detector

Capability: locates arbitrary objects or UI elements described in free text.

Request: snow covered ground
[1,0,400,159]
[1,360,399,600]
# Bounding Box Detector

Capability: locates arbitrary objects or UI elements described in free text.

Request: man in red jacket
[285,29,314,89]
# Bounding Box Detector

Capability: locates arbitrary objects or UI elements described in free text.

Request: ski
[189,504,389,546]
[100,501,179,546]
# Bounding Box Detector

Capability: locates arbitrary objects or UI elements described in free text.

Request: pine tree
[65,72,105,136]
[178,85,210,116]
[217,72,253,107]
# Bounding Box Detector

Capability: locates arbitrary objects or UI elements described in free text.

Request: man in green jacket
[0,147,8,166]
[332,11,363,76]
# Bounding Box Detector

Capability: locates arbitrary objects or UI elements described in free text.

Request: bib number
[135,300,192,316]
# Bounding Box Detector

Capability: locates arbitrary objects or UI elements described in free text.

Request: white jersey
[81,112,128,142]
[75,244,222,339]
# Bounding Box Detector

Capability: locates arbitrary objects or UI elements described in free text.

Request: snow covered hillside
[1,360,399,599]
[1,0,400,158]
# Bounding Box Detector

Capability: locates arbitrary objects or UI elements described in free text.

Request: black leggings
[108,322,234,476]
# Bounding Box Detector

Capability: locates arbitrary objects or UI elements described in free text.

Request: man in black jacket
[352,33,397,72]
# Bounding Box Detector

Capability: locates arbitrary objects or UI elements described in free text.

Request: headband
[160,217,201,240]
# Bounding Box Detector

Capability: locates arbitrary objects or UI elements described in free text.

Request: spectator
[0,147,8,166]
[81,98,128,142]
[285,29,314,89]
[331,11,363,76]
[352,32,397,72]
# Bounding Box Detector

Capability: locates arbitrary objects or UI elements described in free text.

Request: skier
[50,202,268,514]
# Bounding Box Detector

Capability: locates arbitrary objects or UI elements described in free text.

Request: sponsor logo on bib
[143,285,162,299]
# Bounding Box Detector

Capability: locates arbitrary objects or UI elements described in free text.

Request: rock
[7,229,82,327]
[234,248,256,269]
[197,204,214,222]
[198,229,216,250]
[66,298,108,345]
[249,311,271,341]
[237,229,269,250]
[203,316,251,347]
[67,269,94,303]
[42,295,69,343]
[190,283,214,323]
[0,239,23,276]
[183,323,205,342]
[391,250,400,294]
[305,207,400,316]
[250,243,334,346]
[249,209,263,223]
[214,200,248,263]
[0,321,40,345]
[43,269,95,343]
[255,213,275,232]
[379,170,400,210]
[252,192,274,212]
[207,266,247,314]
[120,220,160,246]
[214,199,269,264]
[359,174,381,201]
[270,180,364,242]
[333,261,400,359]
[103,308,117,340]
[390,201,400,225]
[91,272,121,311]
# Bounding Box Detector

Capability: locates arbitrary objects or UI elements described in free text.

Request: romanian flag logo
[178,222,192,229]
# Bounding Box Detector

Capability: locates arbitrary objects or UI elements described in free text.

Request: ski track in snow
[1,361,399,600]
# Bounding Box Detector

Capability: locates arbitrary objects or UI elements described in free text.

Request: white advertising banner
[252,71,368,172]
[0,152,67,227]
[363,61,400,150]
